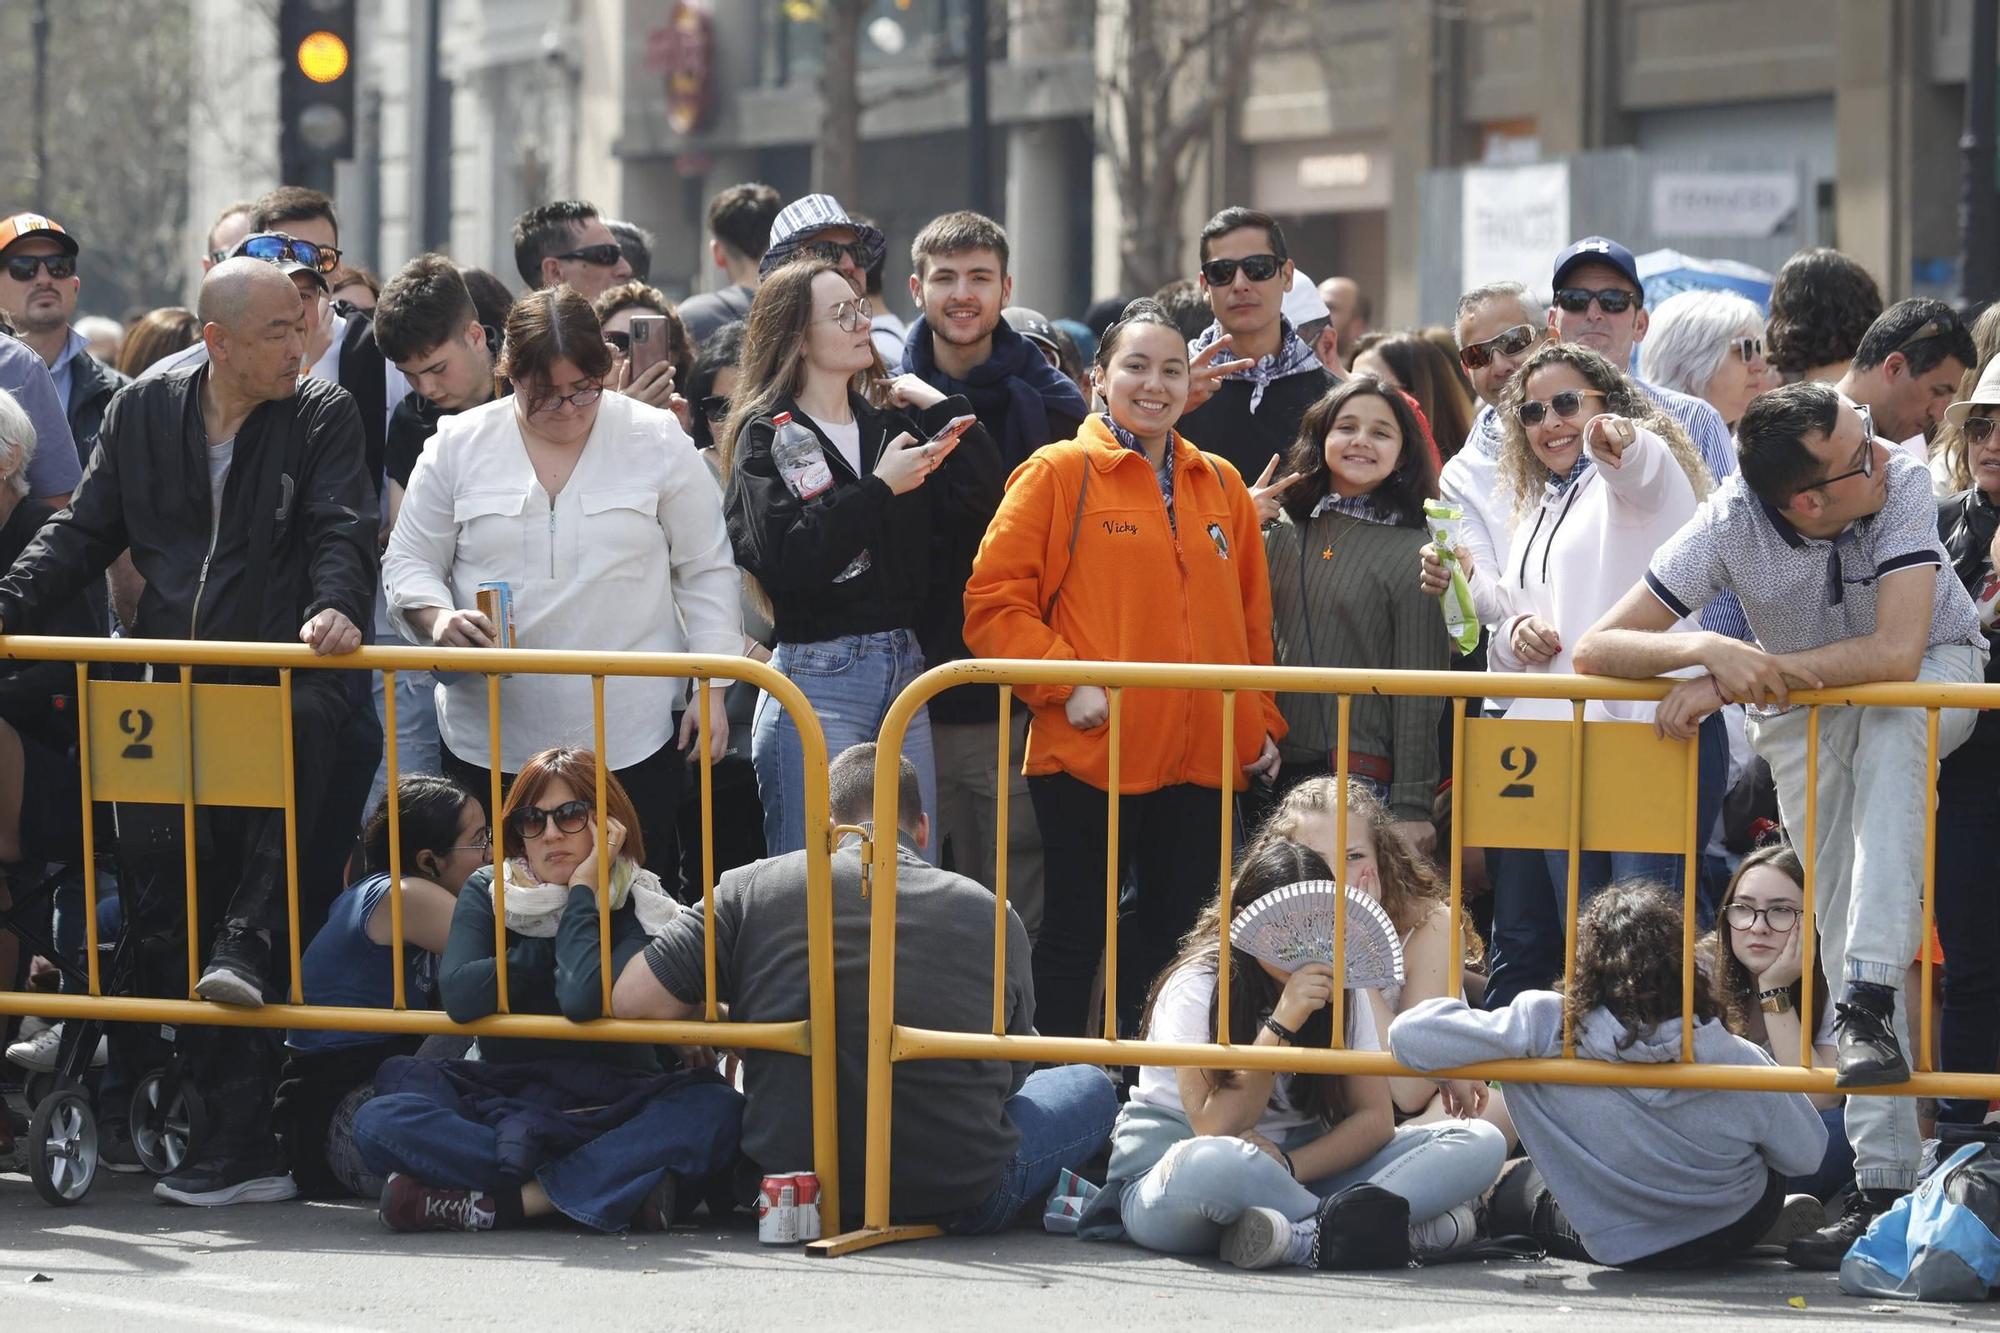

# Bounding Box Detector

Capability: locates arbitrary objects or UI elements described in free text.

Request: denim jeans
[938,1064,1120,1235]
[1119,1119,1508,1256]
[1748,641,1983,1191]
[352,1076,744,1232]
[754,630,936,862]
[368,667,441,816]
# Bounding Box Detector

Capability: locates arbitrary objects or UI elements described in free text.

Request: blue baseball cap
[1552,236,1644,304]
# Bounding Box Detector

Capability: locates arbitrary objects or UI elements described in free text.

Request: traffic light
[279,0,357,185]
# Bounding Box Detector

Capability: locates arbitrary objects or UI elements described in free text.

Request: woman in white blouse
[383,286,742,885]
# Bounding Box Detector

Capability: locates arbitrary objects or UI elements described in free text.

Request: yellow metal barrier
[0,636,845,1226]
[822,659,2000,1255]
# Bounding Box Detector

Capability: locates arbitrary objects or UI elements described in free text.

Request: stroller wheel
[130,1073,205,1176]
[23,1070,54,1110]
[28,1088,97,1205]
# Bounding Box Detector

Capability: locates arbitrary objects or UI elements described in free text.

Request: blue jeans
[351,1077,744,1232]
[1119,1119,1508,1256]
[1784,1103,1856,1203]
[754,630,936,862]
[938,1064,1119,1235]
[368,667,442,816]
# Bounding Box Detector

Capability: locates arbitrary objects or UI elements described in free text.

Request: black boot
[1786,1187,1902,1270]
[1833,981,1907,1087]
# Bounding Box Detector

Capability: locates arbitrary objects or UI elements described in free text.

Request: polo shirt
[1645,448,1982,657]
[1635,377,1753,642]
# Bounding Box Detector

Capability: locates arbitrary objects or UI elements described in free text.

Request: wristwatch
[1263,1015,1301,1045]
[1759,987,1795,1015]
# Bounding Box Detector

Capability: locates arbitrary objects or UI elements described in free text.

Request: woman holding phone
[721,259,1003,858]
[964,298,1285,1039]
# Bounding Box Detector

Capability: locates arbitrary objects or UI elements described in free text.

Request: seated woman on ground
[278,775,490,1198]
[1390,879,1830,1270]
[1083,838,1507,1270]
[1706,843,1852,1204]
[350,746,743,1234]
[1262,777,1515,1150]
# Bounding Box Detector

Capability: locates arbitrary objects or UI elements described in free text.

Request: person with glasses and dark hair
[1834,297,1978,460]
[510,199,633,301]
[350,745,743,1234]
[592,280,694,428]
[0,212,127,474]
[685,319,745,455]
[756,192,884,296]
[1574,380,1988,1269]
[384,286,743,891]
[0,216,85,502]
[679,182,783,347]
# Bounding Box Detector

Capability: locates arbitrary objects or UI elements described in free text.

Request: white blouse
[382,391,743,771]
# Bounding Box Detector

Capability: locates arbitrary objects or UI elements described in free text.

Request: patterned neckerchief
[1105,413,1176,527]
[1310,492,1396,526]
[1544,452,1595,501]
[1187,317,1323,413]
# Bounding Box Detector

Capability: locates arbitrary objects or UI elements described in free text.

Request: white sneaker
[5,1021,106,1072]
[1408,1202,1480,1259]
[1220,1206,1293,1270]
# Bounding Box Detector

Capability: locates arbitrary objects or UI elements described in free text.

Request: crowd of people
[0,178,1992,1278]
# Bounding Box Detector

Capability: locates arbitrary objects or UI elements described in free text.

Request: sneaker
[1834,982,1908,1088]
[1757,1193,1827,1251]
[378,1172,496,1233]
[1786,1187,1901,1270]
[5,1022,108,1072]
[631,1170,682,1232]
[153,1146,297,1206]
[1409,1202,1481,1259]
[1220,1206,1293,1270]
[195,928,268,1009]
[98,1120,145,1174]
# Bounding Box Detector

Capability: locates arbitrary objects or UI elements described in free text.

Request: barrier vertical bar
[1447,697,1466,998]
[1560,699,1585,1059]
[594,675,612,1017]
[699,678,718,1023]
[74,663,100,996]
[180,667,199,999]
[1331,695,1350,1049]
[1920,708,1939,1072]
[798,684,843,1235]
[1103,686,1122,1043]
[1798,707,1820,1068]
[489,671,509,1013]
[1680,716,1699,1063]
[1216,691,1236,1044]
[862,725,908,1229]
[384,669,406,1010]
[280,668,303,1004]
[991,684,1012,1037]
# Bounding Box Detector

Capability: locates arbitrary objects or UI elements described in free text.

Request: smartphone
[628,314,671,382]
[914,413,977,448]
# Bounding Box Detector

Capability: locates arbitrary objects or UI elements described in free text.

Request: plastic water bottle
[770,411,870,583]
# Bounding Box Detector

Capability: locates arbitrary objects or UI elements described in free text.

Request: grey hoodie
[1388,992,1827,1264]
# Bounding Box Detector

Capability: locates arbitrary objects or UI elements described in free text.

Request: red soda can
[757,1175,798,1243]
[783,1171,821,1241]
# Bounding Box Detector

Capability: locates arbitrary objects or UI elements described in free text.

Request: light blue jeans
[937,1064,1119,1234]
[368,667,441,815]
[753,630,937,862]
[1119,1119,1508,1256]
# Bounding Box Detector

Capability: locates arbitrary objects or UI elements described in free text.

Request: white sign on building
[1462,163,1570,292]
[1651,171,1800,238]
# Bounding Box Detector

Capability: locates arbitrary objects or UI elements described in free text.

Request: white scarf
[492,856,681,939]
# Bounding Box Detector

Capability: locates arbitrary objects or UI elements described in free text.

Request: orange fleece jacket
[962,414,1285,794]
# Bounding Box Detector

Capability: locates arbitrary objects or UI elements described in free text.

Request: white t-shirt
[1131,961,1380,1138]
[807,411,864,477]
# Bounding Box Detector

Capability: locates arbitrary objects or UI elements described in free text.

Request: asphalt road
[5,1169,2000,1331]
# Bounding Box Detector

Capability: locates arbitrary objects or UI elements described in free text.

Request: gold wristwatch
[1759,987,1794,1015]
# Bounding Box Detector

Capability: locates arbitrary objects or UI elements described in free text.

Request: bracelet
[1263,1015,1301,1045]
[1278,1146,1296,1179]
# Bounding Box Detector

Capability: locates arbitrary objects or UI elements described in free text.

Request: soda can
[757,1176,798,1244]
[782,1171,821,1241]
[475,581,516,649]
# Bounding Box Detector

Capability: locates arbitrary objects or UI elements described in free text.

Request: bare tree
[814,0,869,202]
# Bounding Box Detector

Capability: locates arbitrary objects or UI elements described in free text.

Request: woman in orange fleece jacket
[964,299,1285,1038]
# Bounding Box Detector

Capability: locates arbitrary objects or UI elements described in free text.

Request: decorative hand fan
[1228,880,1404,990]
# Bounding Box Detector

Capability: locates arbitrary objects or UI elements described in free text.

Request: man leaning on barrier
[1573,380,1986,1270]
[0,257,377,1206]
[609,742,1118,1234]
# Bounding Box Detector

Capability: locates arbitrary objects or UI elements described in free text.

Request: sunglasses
[1514,388,1607,427]
[555,243,623,268]
[507,799,592,839]
[1199,254,1283,286]
[3,253,75,282]
[1553,286,1637,315]
[1729,336,1765,363]
[527,383,604,413]
[802,238,871,267]
[1814,403,1876,490]
[1723,902,1801,933]
[604,330,630,354]
[1964,415,2000,446]
[822,297,873,333]
[700,394,730,422]
[1893,313,1961,359]
[1459,323,1538,371]
[236,233,341,274]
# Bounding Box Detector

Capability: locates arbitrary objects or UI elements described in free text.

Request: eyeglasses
[1459,323,1538,371]
[822,298,873,333]
[700,394,730,422]
[1814,404,1876,491]
[1729,336,1766,363]
[447,827,494,854]
[1199,254,1283,286]
[1553,286,1638,316]
[507,799,592,839]
[527,383,604,413]
[802,238,871,268]
[233,233,341,274]
[1514,389,1607,427]
[1964,415,2000,446]
[2,253,75,282]
[1893,313,1961,359]
[1724,902,1801,933]
[555,243,623,268]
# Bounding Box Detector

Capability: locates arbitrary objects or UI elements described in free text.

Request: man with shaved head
[0,254,377,1208]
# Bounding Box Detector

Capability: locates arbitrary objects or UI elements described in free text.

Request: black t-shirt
[384,383,509,490]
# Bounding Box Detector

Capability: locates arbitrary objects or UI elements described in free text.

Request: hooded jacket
[1388,992,1826,1265]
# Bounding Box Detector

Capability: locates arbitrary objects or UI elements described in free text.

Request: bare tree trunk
[816,0,868,202]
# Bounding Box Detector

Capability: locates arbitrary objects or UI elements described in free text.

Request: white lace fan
[1228,880,1404,990]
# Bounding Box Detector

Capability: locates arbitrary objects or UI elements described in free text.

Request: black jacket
[1176,366,1339,484]
[1938,487,2000,782]
[65,349,128,470]
[332,308,391,494]
[0,498,94,748]
[0,366,377,669]
[724,390,1003,646]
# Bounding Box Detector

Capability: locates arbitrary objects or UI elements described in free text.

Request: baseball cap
[760,194,885,278]
[1552,236,1644,304]
[0,212,78,257]
[1946,356,2000,428]
[225,232,330,292]
[1002,306,1060,356]
[1282,269,1332,328]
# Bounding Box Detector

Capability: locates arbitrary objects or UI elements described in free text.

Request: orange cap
[0,213,78,257]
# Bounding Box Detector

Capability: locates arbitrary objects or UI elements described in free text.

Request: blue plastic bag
[1841,1142,2000,1301]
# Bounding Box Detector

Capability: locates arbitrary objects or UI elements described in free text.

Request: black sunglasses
[1514,389,1606,427]
[3,253,75,282]
[1964,415,1999,445]
[507,798,592,839]
[700,394,730,422]
[1553,286,1637,315]
[1893,313,1961,359]
[556,243,623,267]
[604,330,631,354]
[1199,254,1283,286]
[802,238,871,268]
[1459,323,1538,371]
[236,233,341,274]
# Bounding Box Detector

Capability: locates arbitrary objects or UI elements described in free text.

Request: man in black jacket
[0,257,376,1205]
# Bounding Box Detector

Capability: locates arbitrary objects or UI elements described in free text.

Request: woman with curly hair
[1766,247,1883,385]
[1390,879,1829,1268]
